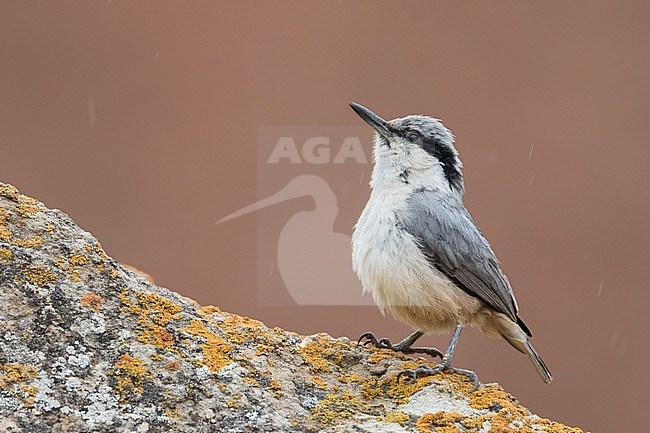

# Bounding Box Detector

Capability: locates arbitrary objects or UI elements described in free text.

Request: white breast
[352,161,481,333]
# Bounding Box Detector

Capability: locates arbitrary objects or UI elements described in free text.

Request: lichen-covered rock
[0,183,584,433]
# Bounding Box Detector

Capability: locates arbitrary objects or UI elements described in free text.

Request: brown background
[1,2,648,432]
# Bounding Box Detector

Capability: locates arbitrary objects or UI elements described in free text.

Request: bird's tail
[523,340,553,384]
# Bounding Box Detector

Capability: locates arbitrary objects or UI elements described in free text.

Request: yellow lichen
[80,292,103,312]
[0,363,38,388]
[93,242,111,261]
[165,408,182,419]
[0,184,21,201]
[312,376,326,389]
[469,384,521,412]
[120,289,183,349]
[21,384,38,397]
[69,253,87,266]
[21,267,57,287]
[13,237,43,248]
[0,225,9,241]
[311,390,370,425]
[0,184,41,216]
[243,376,260,387]
[255,343,274,356]
[384,411,410,425]
[533,418,584,433]
[0,363,39,408]
[227,395,240,408]
[0,247,12,265]
[299,336,352,373]
[268,378,283,397]
[16,199,40,216]
[113,354,150,401]
[182,319,232,372]
[368,348,405,364]
[0,186,47,246]
[360,363,441,404]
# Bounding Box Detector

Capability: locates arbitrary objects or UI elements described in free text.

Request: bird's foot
[357,331,443,359]
[397,360,480,392]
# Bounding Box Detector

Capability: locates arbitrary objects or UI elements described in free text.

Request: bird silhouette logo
[216,174,373,306]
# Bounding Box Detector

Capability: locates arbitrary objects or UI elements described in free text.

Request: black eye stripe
[419,138,463,191]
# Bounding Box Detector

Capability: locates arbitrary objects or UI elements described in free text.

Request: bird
[349,102,552,390]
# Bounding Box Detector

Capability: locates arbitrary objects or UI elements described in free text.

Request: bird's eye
[406,132,419,143]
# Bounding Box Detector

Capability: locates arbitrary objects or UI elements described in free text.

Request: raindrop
[527,175,535,186]
[598,280,604,296]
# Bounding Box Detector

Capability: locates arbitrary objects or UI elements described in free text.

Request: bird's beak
[349,102,391,138]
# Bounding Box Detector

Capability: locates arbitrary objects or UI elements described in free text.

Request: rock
[0,183,584,432]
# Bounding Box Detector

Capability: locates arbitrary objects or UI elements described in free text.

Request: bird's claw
[377,338,393,349]
[357,332,380,347]
[357,331,443,358]
[358,332,394,350]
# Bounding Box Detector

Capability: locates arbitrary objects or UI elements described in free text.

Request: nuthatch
[350,102,552,389]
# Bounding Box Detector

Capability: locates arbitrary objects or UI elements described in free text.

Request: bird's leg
[358,330,443,359]
[398,326,480,392]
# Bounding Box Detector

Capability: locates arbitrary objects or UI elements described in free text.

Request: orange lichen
[416,412,463,433]
[182,319,232,372]
[80,292,104,312]
[113,354,150,401]
[165,360,181,371]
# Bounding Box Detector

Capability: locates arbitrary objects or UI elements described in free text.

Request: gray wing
[405,190,529,334]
